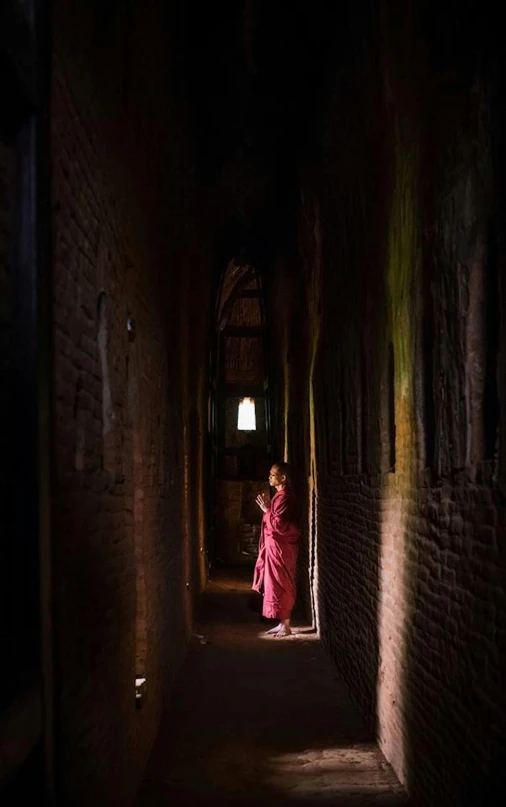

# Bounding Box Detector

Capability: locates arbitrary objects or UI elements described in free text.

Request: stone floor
[136,568,410,806]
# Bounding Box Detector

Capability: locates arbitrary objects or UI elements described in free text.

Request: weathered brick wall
[51,2,212,803]
[267,1,506,804]
[223,336,264,384]
[215,479,267,563]
[316,469,505,804]
[0,142,15,707]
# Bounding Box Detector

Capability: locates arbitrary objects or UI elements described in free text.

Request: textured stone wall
[265,1,506,804]
[51,2,212,803]
[0,142,15,706]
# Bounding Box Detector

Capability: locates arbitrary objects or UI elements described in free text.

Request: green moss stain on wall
[387,132,420,478]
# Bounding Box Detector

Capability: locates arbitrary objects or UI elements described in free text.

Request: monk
[252,462,301,637]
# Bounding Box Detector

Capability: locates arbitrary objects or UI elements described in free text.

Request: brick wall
[51,2,212,803]
[46,1,506,802]
[265,2,506,804]
[0,142,15,706]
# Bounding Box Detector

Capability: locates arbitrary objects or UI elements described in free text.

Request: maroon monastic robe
[252,486,301,620]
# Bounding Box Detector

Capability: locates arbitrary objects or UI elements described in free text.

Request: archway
[209,259,271,565]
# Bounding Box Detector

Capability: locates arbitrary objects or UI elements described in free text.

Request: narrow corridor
[136,569,409,806]
[2,2,506,805]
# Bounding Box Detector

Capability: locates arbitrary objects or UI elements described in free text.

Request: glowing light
[238,397,256,430]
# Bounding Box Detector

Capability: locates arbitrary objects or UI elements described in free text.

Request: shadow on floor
[136,568,410,806]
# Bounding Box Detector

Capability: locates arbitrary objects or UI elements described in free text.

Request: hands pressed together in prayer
[255,493,270,513]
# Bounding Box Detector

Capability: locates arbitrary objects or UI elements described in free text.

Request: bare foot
[265,623,282,635]
[275,625,292,638]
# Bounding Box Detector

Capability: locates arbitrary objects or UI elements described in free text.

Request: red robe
[252,486,301,620]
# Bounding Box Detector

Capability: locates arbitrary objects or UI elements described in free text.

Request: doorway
[209,260,271,565]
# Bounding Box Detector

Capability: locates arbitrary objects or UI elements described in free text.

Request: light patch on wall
[307,194,322,633]
[377,132,419,785]
[238,397,256,430]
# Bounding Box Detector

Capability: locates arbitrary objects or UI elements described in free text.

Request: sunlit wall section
[377,132,420,783]
[283,314,290,463]
[305,195,323,633]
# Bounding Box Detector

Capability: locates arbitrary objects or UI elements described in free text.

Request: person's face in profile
[268,466,286,487]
